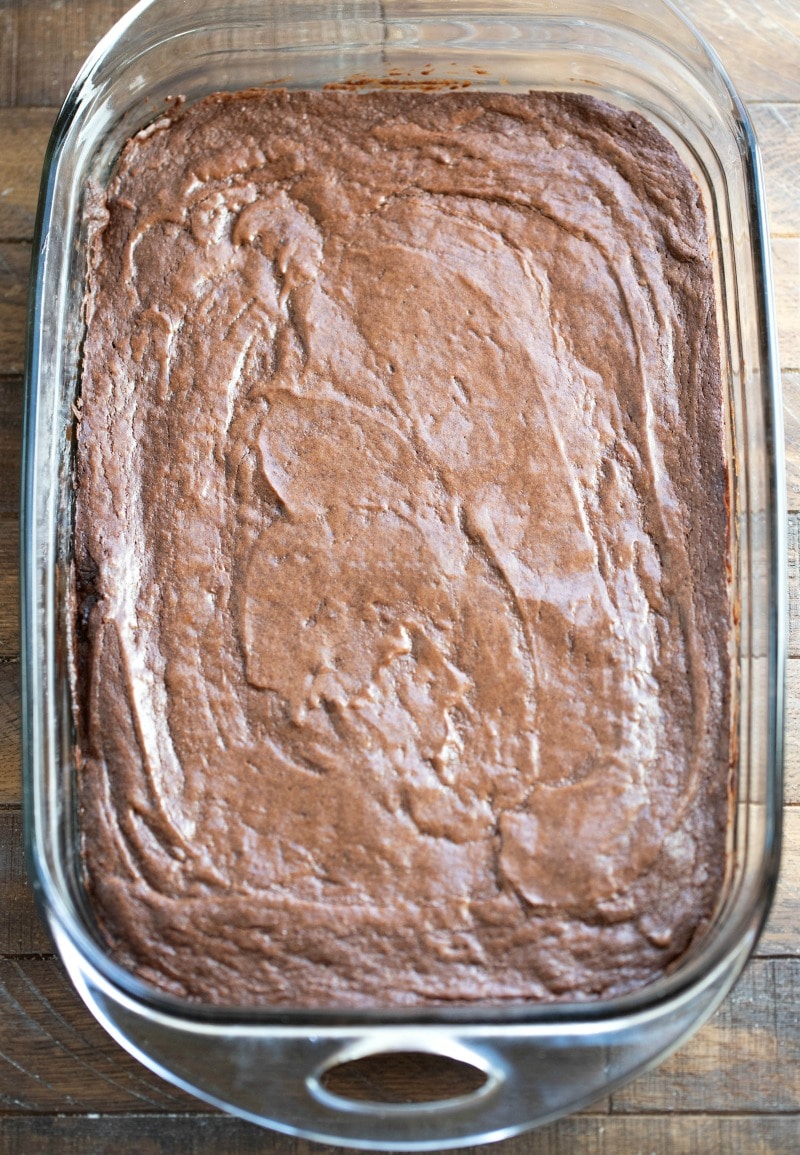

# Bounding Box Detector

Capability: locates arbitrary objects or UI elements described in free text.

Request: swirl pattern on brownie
[74,90,729,1005]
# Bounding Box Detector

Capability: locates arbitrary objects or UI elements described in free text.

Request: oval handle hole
[320,1051,488,1105]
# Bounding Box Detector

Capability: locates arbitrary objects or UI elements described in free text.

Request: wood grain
[682,0,800,103]
[0,378,22,516]
[773,237,800,371]
[613,958,800,1113]
[0,811,50,956]
[1,1114,800,1155]
[0,660,21,805]
[757,806,800,956]
[0,109,54,240]
[0,1,132,109]
[752,104,800,236]
[785,661,800,805]
[0,2,16,108]
[784,372,800,511]
[0,957,198,1113]
[0,517,19,660]
[0,243,29,376]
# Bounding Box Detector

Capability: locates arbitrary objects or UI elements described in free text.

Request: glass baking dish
[22,0,783,1147]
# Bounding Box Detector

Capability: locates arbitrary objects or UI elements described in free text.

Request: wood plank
[0,109,54,241]
[0,1,132,109]
[0,5,14,109]
[0,377,22,516]
[773,237,800,371]
[757,805,800,956]
[0,660,21,806]
[785,374,800,512]
[613,958,800,1112]
[0,957,199,1113]
[1,1115,800,1155]
[0,242,29,376]
[785,661,800,805]
[0,810,51,956]
[0,516,19,659]
[682,0,800,104]
[752,104,800,237]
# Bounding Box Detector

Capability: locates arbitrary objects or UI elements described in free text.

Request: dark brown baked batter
[74,89,730,1006]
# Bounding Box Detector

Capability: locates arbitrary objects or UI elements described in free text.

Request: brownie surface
[74,89,730,1006]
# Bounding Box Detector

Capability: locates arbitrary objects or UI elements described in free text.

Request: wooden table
[2,1,799,1151]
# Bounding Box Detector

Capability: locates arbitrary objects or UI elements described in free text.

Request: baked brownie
[73,90,730,1005]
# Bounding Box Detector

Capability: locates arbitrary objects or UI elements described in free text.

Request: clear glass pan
[22,0,784,1148]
